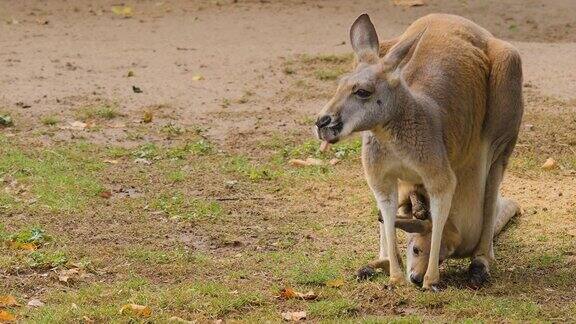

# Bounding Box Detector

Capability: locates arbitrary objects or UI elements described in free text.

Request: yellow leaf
[111,6,133,18]
[142,111,153,123]
[120,304,152,317]
[192,75,204,81]
[278,288,317,300]
[326,278,345,288]
[7,241,36,251]
[0,310,16,322]
[281,311,306,321]
[0,295,20,307]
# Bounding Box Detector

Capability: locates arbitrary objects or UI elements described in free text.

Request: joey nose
[410,273,423,285]
[315,115,332,129]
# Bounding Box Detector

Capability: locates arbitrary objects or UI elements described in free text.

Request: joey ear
[395,218,431,234]
[382,27,427,72]
[350,14,379,61]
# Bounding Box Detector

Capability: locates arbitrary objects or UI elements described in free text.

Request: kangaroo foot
[468,258,490,289]
[356,259,390,281]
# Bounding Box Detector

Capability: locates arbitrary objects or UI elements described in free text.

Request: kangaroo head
[315,14,422,144]
[395,217,461,286]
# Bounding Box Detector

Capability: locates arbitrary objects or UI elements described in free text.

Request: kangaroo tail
[494,196,521,236]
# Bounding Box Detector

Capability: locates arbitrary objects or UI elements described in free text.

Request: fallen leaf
[111,5,133,18]
[541,157,558,170]
[120,304,152,317]
[67,121,88,130]
[27,298,45,308]
[142,111,153,123]
[279,288,317,300]
[326,278,345,288]
[7,241,37,251]
[127,70,135,77]
[103,159,119,164]
[319,141,330,152]
[0,310,16,322]
[99,190,112,199]
[58,268,81,283]
[392,0,425,6]
[0,295,20,307]
[281,311,306,321]
[132,85,143,93]
[329,158,340,165]
[192,74,204,81]
[134,158,152,165]
[0,115,13,127]
[288,158,324,167]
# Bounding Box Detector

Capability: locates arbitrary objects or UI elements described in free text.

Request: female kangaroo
[315,13,523,289]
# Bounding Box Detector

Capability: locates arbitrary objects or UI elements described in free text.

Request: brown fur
[315,14,523,289]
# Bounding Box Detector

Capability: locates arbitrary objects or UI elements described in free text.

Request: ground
[1,0,575,322]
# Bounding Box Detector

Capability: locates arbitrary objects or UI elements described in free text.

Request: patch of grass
[308,298,357,318]
[224,156,278,181]
[153,192,223,221]
[161,123,184,137]
[445,294,540,321]
[133,143,159,159]
[0,140,104,211]
[529,251,564,269]
[126,247,193,265]
[5,226,50,245]
[314,67,347,81]
[41,115,59,126]
[27,250,68,269]
[76,104,119,121]
[166,170,186,182]
[106,146,130,158]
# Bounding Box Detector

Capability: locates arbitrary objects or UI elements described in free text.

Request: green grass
[41,115,59,126]
[0,138,104,211]
[76,104,119,121]
[308,298,358,318]
[224,155,278,181]
[152,192,224,221]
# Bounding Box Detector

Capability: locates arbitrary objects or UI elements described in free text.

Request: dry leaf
[329,158,340,166]
[0,295,20,307]
[392,0,425,6]
[27,298,45,308]
[63,121,88,130]
[99,190,112,199]
[120,304,152,317]
[288,158,324,167]
[319,141,330,152]
[0,310,16,322]
[281,311,306,321]
[541,157,558,170]
[111,5,133,18]
[279,288,317,300]
[7,241,37,251]
[143,111,153,123]
[326,278,345,288]
[168,316,195,323]
[103,159,119,164]
[58,268,81,283]
[192,74,204,81]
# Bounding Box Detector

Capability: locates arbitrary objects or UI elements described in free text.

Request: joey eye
[413,246,421,256]
[354,89,372,99]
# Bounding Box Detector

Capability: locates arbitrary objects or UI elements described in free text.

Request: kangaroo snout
[410,273,424,285]
[315,115,332,129]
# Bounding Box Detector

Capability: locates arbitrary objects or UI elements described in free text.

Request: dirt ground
[1,0,575,322]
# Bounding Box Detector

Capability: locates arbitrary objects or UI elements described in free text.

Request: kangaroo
[315,13,523,289]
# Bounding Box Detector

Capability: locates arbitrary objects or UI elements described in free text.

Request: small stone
[27,298,45,308]
[225,180,238,189]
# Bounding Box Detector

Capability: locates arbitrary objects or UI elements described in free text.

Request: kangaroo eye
[413,246,421,256]
[354,89,372,99]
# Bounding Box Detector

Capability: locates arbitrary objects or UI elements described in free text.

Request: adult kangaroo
[315,13,523,289]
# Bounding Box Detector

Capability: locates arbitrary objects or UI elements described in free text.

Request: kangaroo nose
[410,273,423,285]
[315,115,332,129]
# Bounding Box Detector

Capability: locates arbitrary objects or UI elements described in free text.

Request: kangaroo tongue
[320,141,330,152]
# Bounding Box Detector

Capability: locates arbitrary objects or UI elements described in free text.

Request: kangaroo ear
[395,219,431,234]
[382,27,426,71]
[350,14,379,61]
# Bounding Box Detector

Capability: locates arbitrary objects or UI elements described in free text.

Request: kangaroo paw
[468,258,490,289]
[357,259,390,280]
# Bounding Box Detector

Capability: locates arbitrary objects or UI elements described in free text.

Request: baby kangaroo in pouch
[315,13,523,289]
